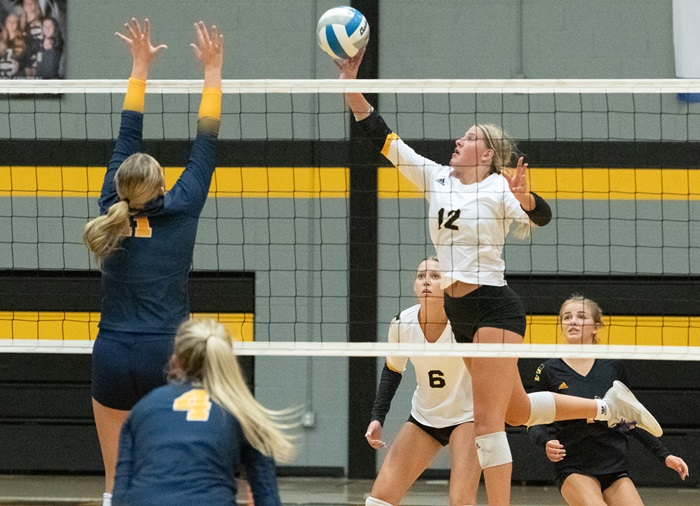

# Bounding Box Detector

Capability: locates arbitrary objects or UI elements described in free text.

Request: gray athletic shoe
[602,380,662,437]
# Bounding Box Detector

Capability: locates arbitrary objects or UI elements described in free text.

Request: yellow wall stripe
[0,166,349,199]
[1,312,698,347]
[525,315,700,347]
[3,166,700,200]
[0,312,254,342]
[379,167,700,200]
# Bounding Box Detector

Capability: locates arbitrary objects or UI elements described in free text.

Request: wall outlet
[301,411,316,428]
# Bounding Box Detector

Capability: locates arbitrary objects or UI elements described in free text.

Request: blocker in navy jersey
[97,110,217,336]
[112,382,281,506]
[92,109,218,410]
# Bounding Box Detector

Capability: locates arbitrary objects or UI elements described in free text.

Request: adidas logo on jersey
[558,382,568,390]
[436,178,445,186]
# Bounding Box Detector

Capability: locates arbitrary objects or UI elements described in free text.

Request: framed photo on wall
[0,0,67,79]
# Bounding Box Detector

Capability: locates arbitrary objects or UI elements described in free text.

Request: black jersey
[528,359,670,476]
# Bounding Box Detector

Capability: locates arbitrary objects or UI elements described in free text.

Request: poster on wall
[0,0,67,79]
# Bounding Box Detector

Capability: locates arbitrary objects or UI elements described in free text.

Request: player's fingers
[115,32,131,44]
[191,43,201,59]
[124,22,136,40]
[130,18,142,38]
[193,22,205,46]
[198,21,211,44]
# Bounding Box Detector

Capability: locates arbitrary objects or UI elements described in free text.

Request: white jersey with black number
[386,304,473,428]
[381,135,531,288]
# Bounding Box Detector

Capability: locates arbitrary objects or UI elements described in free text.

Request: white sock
[103,492,112,506]
[366,496,393,506]
[594,399,611,421]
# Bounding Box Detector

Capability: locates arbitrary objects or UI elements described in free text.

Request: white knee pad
[366,497,393,506]
[525,391,557,426]
[475,431,512,469]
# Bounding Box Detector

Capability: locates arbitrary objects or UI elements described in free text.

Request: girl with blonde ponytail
[88,18,224,506]
[337,50,662,506]
[113,319,293,506]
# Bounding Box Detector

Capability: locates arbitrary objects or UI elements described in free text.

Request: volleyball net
[1,78,700,359]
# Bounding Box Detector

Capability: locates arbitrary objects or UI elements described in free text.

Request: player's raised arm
[115,18,167,111]
[191,21,223,133]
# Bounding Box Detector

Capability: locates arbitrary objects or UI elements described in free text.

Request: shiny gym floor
[0,475,699,505]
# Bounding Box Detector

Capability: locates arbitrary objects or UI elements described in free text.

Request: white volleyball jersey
[386,304,474,428]
[381,135,531,288]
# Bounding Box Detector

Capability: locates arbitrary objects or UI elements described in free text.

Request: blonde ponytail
[173,319,295,462]
[85,152,165,265]
[83,200,131,265]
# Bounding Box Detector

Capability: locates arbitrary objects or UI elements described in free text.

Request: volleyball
[316,6,369,60]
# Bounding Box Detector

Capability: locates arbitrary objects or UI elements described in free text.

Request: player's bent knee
[525,391,556,426]
[366,496,393,506]
[475,431,512,469]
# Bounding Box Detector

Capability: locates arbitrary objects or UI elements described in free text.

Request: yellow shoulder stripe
[381,132,400,158]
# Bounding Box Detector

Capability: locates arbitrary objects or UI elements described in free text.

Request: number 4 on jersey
[173,389,212,421]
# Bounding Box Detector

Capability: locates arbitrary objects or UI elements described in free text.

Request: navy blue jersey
[528,359,669,476]
[97,110,217,335]
[112,383,282,506]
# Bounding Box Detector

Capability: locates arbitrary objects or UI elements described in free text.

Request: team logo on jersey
[534,364,544,382]
[436,178,445,186]
[558,381,568,390]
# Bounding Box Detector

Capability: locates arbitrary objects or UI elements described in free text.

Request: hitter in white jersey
[337,48,662,506]
[364,258,481,506]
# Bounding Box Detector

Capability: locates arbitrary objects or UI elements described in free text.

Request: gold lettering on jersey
[534,364,544,382]
[173,389,212,422]
[133,217,152,238]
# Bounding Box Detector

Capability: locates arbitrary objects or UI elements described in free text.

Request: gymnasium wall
[3,0,699,484]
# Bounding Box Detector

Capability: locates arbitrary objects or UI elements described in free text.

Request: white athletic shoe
[602,380,662,437]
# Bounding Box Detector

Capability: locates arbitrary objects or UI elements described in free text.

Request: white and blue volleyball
[317,6,369,60]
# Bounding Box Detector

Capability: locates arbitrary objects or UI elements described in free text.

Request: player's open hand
[545,439,566,462]
[335,47,365,80]
[504,156,536,210]
[191,21,223,71]
[116,18,167,69]
[364,420,387,449]
[665,455,689,480]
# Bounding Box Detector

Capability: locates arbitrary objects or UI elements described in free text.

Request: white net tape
[2,340,699,361]
[2,78,700,94]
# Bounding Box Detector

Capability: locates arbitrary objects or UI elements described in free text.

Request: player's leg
[468,327,522,506]
[92,399,129,494]
[368,422,441,505]
[601,477,644,506]
[504,371,661,437]
[91,336,135,497]
[560,474,608,506]
[447,422,481,506]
